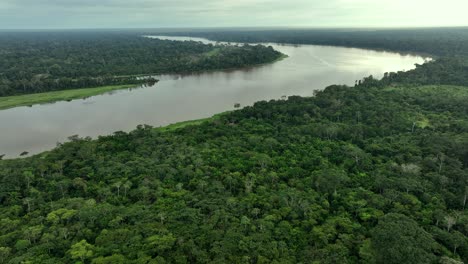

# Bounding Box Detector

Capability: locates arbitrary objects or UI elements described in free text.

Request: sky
[0,0,467,29]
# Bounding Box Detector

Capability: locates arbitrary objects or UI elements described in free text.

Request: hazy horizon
[2,26,468,32]
[0,0,467,29]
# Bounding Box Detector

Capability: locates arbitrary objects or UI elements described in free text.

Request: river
[0,36,428,158]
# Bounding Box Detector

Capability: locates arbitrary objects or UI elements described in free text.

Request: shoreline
[4,111,231,160]
[155,111,230,132]
[0,52,287,111]
[0,84,138,110]
[114,52,288,78]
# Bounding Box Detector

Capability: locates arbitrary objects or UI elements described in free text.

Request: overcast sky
[0,0,467,29]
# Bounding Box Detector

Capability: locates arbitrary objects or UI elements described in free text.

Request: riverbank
[115,52,288,79]
[0,84,138,110]
[2,111,231,159]
[0,52,287,111]
[155,112,230,132]
[0,40,424,158]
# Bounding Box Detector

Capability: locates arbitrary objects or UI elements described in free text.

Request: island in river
[0,31,283,101]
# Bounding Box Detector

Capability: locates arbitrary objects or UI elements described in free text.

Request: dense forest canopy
[0,28,468,263]
[1,79,467,263]
[0,32,282,96]
[153,27,468,57]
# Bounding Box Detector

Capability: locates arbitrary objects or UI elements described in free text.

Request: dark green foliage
[357,58,468,87]
[1,80,467,263]
[0,32,282,96]
[157,27,468,57]
[1,29,468,263]
[160,28,468,87]
[372,213,436,264]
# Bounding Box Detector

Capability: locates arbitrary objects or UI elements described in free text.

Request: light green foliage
[0,85,135,110]
[0,247,11,263]
[69,240,94,262]
[91,254,126,264]
[47,208,78,224]
[14,240,30,251]
[146,233,176,253]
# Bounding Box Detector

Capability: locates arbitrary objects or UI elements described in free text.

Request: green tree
[69,240,94,263]
[146,233,176,254]
[0,247,11,263]
[371,213,436,264]
[92,254,126,264]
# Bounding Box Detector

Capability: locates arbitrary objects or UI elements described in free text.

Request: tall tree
[371,213,436,264]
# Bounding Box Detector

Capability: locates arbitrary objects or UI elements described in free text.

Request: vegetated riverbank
[1,111,232,159]
[115,53,288,78]
[0,38,421,158]
[0,84,137,110]
[1,81,467,263]
[0,32,284,97]
[155,112,231,132]
[153,28,468,57]
[0,54,288,111]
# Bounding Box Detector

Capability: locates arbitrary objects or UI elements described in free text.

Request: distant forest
[0,32,282,96]
[154,27,468,57]
[155,28,468,88]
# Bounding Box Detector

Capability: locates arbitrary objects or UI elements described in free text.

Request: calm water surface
[0,36,428,158]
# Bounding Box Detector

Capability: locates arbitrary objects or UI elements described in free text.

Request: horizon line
[1,25,468,31]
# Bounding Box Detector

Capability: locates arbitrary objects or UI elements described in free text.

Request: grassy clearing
[275,53,289,62]
[156,112,231,132]
[0,84,137,110]
[203,48,222,57]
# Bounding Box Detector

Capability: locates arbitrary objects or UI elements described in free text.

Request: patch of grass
[156,112,231,132]
[416,118,430,129]
[275,53,289,62]
[203,48,222,57]
[0,84,137,110]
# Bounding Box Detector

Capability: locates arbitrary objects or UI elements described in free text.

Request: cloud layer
[0,0,467,29]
